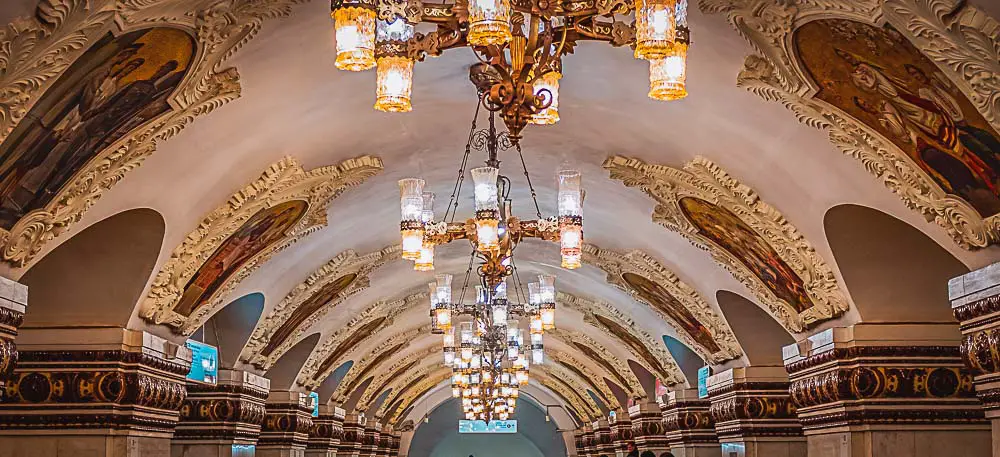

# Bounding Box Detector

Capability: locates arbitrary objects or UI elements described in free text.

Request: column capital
[0,276,25,387]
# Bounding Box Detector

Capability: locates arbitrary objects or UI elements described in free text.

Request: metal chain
[444,100,482,222]
[516,141,543,219]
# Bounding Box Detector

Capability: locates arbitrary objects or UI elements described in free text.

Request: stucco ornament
[533,367,604,420]
[559,292,686,386]
[700,0,1000,249]
[295,291,428,381]
[324,323,431,401]
[547,348,622,410]
[582,243,743,363]
[140,156,383,333]
[547,327,647,396]
[240,245,401,366]
[358,346,441,410]
[0,0,307,266]
[385,369,457,423]
[604,156,849,332]
[376,364,449,417]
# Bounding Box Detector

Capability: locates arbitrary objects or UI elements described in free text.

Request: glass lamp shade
[560,225,582,269]
[530,332,543,346]
[516,370,529,385]
[420,192,435,223]
[443,329,456,348]
[648,43,688,101]
[375,56,414,112]
[452,387,461,398]
[634,0,676,60]
[492,303,508,326]
[530,315,543,334]
[434,274,453,305]
[540,305,555,330]
[561,252,582,270]
[444,350,455,366]
[414,244,434,271]
[398,178,425,221]
[557,170,583,216]
[495,281,508,300]
[529,71,561,125]
[471,167,500,211]
[538,274,556,303]
[401,230,423,261]
[434,307,451,329]
[460,322,475,344]
[476,218,500,252]
[377,17,414,42]
[532,348,544,365]
[333,7,376,71]
[467,0,512,46]
[528,282,541,307]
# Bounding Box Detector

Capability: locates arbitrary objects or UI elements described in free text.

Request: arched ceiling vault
[3,0,1000,429]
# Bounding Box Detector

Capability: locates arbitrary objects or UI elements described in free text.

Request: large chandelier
[331,0,690,141]
[397,103,581,421]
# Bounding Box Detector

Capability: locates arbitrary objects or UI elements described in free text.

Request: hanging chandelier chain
[444,99,483,223]
[516,142,543,219]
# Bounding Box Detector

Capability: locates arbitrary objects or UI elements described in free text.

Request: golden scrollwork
[0,0,308,266]
[139,156,384,333]
[603,155,849,332]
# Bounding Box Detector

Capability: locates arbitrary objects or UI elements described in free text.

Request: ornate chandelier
[397,104,581,421]
[331,0,690,141]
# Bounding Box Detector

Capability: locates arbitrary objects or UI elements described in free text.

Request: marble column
[610,410,633,457]
[172,369,271,457]
[257,391,314,457]
[706,366,804,457]
[0,277,25,389]
[594,418,615,456]
[336,413,364,457]
[0,328,190,457]
[951,263,1000,457]
[662,389,720,457]
[306,405,345,457]
[784,323,990,457]
[629,400,670,455]
[388,431,400,457]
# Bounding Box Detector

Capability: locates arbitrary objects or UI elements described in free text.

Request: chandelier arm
[515,141,543,219]
[458,248,477,304]
[444,98,483,222]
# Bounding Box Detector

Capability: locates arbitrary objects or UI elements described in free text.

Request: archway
[265,333,321,391]
[198,292,266,369]
[716,291,795,366]
[662,335,704,386]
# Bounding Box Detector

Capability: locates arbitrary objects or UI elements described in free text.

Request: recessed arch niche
[343,376,375,412]
[200,292,266,369]
[715,291,794,366]
[19,208,165,329]
[264,333,320,391]
[627,359,657,397]
[824,204,968,323]
[604,378,630,410]
[317,360,354,403]
[662,335,704,386]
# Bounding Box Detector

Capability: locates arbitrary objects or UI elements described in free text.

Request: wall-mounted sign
[308,392,320,417]
[697,366,711,399]
[185,339,219,385]
[231,444,255,457]
[458,420,517,433]
[608,410,617,423]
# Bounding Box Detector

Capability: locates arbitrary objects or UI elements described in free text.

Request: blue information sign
[697,365,711,399]
[309,392,320,417]
[186,340,219,385]
[458,420,517,433]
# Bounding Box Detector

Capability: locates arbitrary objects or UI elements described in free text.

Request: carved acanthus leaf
[547,327,646,397]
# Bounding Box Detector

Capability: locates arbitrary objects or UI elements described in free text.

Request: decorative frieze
[173,369,271,451]
[609,411,633,457]
[628,400,669,454]
[307,405,345,457]
[258,391,315,456]
[0,277,26,388]
[338,413,365,457]
[706,366,804,457]
[661,389,719,454]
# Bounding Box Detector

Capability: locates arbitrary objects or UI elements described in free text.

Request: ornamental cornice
[0,0,308,266]
[581,243,743,363]
[548,348,621,409]
[325,323,431,400]
[140,156,384,333]
[357,346,440,410]
[603,155,849,332]
[548,326,646,397]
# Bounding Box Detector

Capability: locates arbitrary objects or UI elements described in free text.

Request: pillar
[574,428,586,457]
[388,431,400,457]
[0,327,189,457]
[662,389,720,457]
[358,421,380,457]
[706,366,804,457]
[172,369,271,457]
[951,263,1000,457]
[0,276,25,389]
[593,418,614,456]
[610,410,633,457]
[337,413,363,457]
[629,400,670,455]
[784,323,990,457]
[306,405,345,457]
[257,391,314,457]
[582,423,597,457]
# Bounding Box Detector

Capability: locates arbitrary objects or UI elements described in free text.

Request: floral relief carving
[582,243,743,363]
[383,366,453,421]
[560,291,686,386]
[547,327,647,396]
[324,324,431,401]
[295,291,428,382]
[140,156,384,333]
[0,0,307,266]
[239,245,401,367]
[603,156,849,332]
[533,367,603,419]
[357,346,440,410]
[547,349,621,409]
[701,0,1000,249]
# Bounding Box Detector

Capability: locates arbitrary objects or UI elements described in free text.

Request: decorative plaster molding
[547,327,646,396]
[384,367,453,422]
[603,156,849,332]
[540,358,614,413]
[700,0,1000,249]
[548,349,621,409]
[376,363,447,416]
[295,291,427,381]
[358,346,440,410]
[0,0,307,266]
[325,324,431,401]
[140,156,383,333]
[240,245,401,366]
[534,367,603,420]
[559,291,686,386]
[582,243,743,363]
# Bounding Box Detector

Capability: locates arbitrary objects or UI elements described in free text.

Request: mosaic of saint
[593,314,666,378]
[795,19,1000,217]
[621,272,721,353]
[0,28,195,230]
[315,317,388,375]
[678,197,813,313]
[262,273,359,356]
[175,200,308,317]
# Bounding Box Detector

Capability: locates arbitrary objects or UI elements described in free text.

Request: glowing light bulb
[375,56,414,112]
[333,7,376,71]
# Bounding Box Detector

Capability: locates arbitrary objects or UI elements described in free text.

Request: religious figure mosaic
[261,273,359,356]
[0,27,194,230]
[621,272,722,353]
[795,18,1000,218]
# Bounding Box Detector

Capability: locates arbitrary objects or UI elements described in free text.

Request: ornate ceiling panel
[547,327,646,396]
[324,323,431,401]
[604,155,850,332]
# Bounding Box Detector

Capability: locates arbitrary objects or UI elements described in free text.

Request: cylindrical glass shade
[561,252,582,270]
[467,0,512,46]
[452,387,461,398]
[333,7,376,71]
[528,282,541,307]
[434,307,451,329]
[492,303,508,326]
[648,43,688,101]
[471,167,500,211]
[532,348,544,365]
[420,192,435,223]
[529,71,561,125]
[634,0,676,60]
[443,329,455,348]
[444,350,455,366]
[540,305,555,330]
[376,17,414,42]
[401,230,423,261]
[530,332,543,346]
[557,170,583,217]
[530,315,543,334]
[414,244,434,271]
[495,281,508,300]
[375,56,414,112]
[460,322,475,344]
[538,274,556,303]
[560,225,582,268]
[476,218,499,252]
[399,178,425,221]
[435,274,453,305]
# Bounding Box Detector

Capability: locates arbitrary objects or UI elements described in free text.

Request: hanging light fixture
[467,0,513,46]
[398,178,424,260]
[634,0,676,60]
[648,0,689,101]
[529,67,561,125]
[374,18,415,112]
[332,1,376,71]
[557,170,583,269]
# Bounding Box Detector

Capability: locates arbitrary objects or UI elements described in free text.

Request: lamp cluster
[330,0,690,138]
